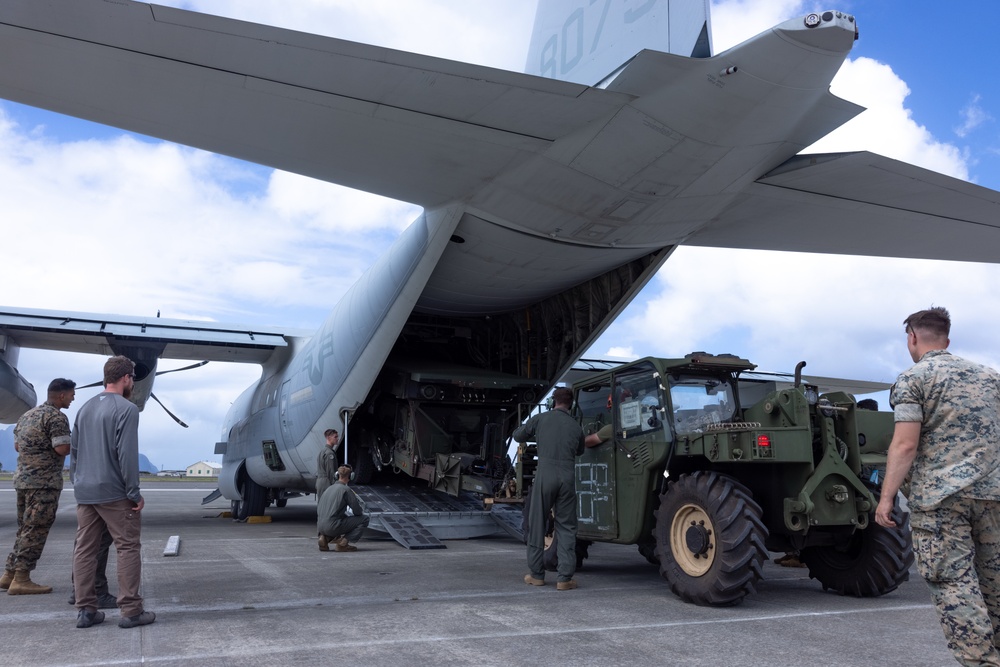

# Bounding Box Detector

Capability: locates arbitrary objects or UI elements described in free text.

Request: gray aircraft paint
[525,0,712,85]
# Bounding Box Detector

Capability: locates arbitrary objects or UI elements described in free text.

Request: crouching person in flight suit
[317,465,369,552]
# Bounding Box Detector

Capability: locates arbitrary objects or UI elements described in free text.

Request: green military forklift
[514,352,912,606]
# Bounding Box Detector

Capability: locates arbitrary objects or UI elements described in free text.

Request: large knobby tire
[232,473,268,521]
[350,446,376,485]
[653,471,768,606]
[637,537,660,566]
[800,489,913,597]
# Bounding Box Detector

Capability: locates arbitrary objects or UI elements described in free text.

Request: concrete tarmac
[0,480,958,666]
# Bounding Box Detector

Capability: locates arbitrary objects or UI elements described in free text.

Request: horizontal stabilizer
[689,151,1000,262]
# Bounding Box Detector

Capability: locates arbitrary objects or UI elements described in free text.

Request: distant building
[185,461,222,478]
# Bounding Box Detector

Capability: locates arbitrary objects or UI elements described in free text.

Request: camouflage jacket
[892,349,1000,510]
[13,402,70,490]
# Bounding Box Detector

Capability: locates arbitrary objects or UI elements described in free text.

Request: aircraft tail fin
[525,0,712,86]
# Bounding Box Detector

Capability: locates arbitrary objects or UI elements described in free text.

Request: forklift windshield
[669,375,737,434]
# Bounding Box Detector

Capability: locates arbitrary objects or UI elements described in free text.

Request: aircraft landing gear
[231,472,268,521]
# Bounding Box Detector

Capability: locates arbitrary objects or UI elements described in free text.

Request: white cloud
[954,93,993,139]
[812,57,968,179]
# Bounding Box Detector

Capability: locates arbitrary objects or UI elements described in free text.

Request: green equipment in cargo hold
[515,352,913,607]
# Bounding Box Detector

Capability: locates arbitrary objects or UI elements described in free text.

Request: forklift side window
[577,382,612,436]
[616,371,670,441]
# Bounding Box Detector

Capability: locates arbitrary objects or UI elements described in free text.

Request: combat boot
[7,570,53,595]
[0,569,13,590]
[334,535,348,549]
[318,535,330,552]
[334,535,358,551]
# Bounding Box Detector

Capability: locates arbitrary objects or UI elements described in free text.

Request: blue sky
[3,0,998,469]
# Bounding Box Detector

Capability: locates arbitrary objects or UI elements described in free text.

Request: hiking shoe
[76,609,105,629]
[318,535,330,552]
[97,592,119,609]
[334,543,357,552]
[119,611,156,629]
[524,574,545,586]
[556,580,578,591]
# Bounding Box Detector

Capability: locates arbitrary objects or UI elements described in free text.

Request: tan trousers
[73,499,144,617]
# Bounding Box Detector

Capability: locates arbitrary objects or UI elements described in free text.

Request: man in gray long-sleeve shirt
[71,356,155,630]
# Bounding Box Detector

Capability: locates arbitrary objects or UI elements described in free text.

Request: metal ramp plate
[490,504,525,542]
[378,514,446,550]
[354,484,503,545]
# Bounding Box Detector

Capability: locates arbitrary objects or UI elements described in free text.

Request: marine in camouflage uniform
[1,379,76,596]
[876,308,1000,667]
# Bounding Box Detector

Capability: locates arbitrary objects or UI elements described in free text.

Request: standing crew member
[876,307,1000,666]
[317,465,369,552]
[1,378,76,595]
[315,429,341,501]
[71,356,155,630]
[513,387,586,591]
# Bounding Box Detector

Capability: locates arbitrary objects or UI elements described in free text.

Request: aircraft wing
[0,306,307,363]
[0,1,631,209]
[686,151,1000,262]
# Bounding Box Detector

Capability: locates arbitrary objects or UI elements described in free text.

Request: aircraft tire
[233,474,268,521]
[800,488,913,597]
[653,471,767,606]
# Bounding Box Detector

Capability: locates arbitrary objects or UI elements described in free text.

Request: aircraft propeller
[75,361,209,428]
[148,391,189,428]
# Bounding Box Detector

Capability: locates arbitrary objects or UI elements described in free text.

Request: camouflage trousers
[912,497,1000,667]
[4,487,61,573]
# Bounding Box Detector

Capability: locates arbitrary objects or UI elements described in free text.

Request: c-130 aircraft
[1,1,999,521]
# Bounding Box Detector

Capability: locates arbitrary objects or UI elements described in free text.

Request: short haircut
[337,465,353,480]
[904,307,950,339]
[47,378,76,394]
[324,429,338,437]
[103,355,136,386]
[857,398,879,411]
[552,387,573,407]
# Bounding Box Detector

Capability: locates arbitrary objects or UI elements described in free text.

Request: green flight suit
[513,406,585,582]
